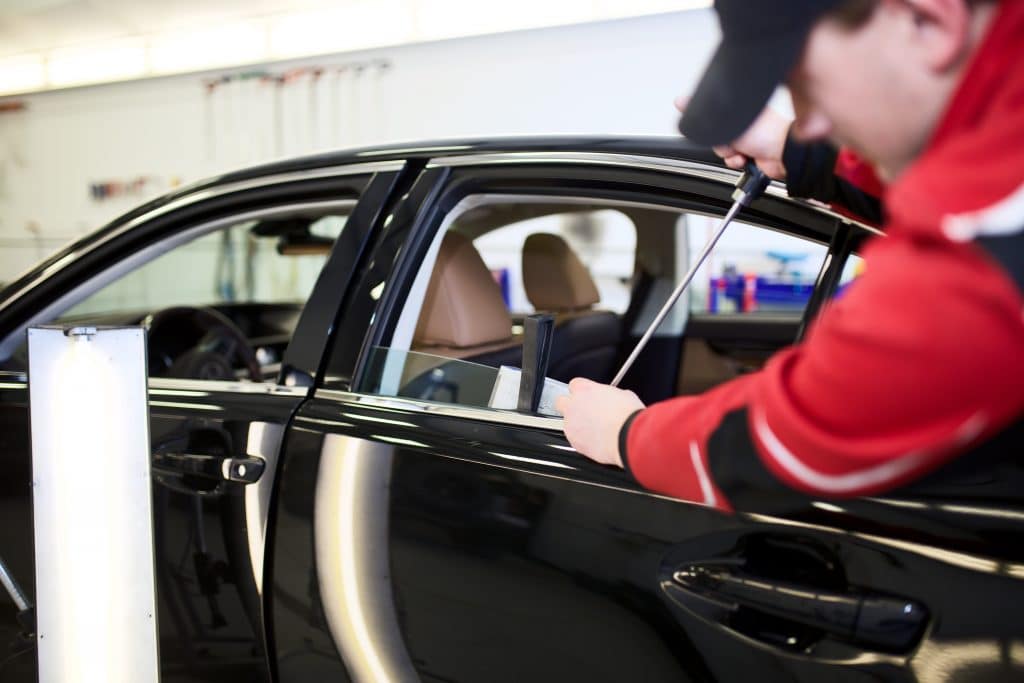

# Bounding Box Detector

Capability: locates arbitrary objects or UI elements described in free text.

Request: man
[555,0,1023,512]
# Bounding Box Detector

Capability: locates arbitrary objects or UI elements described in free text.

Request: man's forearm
[782,132,883,224]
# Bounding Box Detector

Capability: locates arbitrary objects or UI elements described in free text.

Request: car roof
[0,136,877,317]
[212,136,724,186]
[70,136,727,252]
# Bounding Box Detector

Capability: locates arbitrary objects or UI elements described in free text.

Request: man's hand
[676,97,792,180]
[555,378,645,468]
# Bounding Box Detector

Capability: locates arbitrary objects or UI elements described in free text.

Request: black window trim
[343,157,852,395]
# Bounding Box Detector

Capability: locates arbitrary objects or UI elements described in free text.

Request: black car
[1,137,1021,682]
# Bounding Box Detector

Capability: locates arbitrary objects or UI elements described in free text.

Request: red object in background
[742,274,757,313]
[0,100,27,114]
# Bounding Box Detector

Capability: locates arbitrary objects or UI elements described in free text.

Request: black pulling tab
[518,314,554,413]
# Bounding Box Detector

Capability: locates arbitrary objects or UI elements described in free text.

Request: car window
[64,214,347,319]
[685,216,828,315]
[473,209,636,314]
[349,195,655,414]
[838,253,865,291]
[4,205,353,380]
[350,193,843,416]
[384,200,639,359]
[360,346,504,407]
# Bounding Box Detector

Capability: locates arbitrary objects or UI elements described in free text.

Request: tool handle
[610,161,769,388]
[733,161,770,206]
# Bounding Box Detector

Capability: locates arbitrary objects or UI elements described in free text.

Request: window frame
[331,156,855,413]
[57,199,360,322]
[0,162,394,382]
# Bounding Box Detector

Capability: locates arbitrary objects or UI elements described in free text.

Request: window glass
[837,253,866,295]
[359,346,502,408]
[473,209,636,314]
[0,207,352,379]
[65,214,346,318]
[385,201,638,361]
[685,216,827,315]
[352,198,645,413]
[358,347,568,417]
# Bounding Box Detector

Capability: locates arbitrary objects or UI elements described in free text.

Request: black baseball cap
[679,0,846,146]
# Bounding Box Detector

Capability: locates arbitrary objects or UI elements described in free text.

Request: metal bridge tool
[610,161,770,387]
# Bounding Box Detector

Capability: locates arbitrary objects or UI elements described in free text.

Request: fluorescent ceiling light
[415,0,591,41]
[593,0,712,18]
[269,1,413,59]
[335,0,415,52]
[415,0,710,41]
[150,22,267,75]
[49,39,147,88]
[0,54,46,96]
[9,0,713,94]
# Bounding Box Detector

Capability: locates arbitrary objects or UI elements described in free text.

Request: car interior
[1,193,849,417]
[367,194,841,413]
[0,207,351,382]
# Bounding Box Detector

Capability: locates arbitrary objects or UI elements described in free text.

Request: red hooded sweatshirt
[622,0,1024,511]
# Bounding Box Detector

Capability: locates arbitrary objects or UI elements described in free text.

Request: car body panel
[0,137,1020,683]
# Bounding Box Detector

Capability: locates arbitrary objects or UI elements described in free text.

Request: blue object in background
[709,275,814,312]
[491,268,511,308]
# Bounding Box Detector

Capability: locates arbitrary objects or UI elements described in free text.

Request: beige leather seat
[521,233,620,382]
[413,231,522,365]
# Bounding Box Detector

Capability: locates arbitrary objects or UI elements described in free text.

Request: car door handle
[672,562,928,654]
[153,451,265,484]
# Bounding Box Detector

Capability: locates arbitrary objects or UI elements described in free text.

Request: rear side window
[353,198,645,413]
[685,217,828,316]
[473,209,636,314]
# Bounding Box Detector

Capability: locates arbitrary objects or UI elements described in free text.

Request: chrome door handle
[152,452,265,484]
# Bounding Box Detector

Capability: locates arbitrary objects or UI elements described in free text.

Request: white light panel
[28,326,158,683]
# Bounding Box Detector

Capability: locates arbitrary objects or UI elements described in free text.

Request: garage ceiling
[0,0,711,94]
[0,0,340,57]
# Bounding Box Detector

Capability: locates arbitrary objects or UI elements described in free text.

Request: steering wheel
[145,306,262,382]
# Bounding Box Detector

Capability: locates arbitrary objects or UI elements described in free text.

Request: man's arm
[691,102,884,223]
[782,135,884,224]
[619,229,1024,512]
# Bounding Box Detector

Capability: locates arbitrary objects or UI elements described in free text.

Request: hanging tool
[610,161,771,387]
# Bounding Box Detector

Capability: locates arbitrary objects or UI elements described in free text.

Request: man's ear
[903,0,972,72]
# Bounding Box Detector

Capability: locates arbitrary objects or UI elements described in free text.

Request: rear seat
[521,233,620,383]
[412,231,522,367]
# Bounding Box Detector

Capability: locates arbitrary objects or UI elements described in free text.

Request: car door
[269,151,1024,682]
[0,159,411,682]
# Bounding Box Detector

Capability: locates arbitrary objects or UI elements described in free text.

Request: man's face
[786,1,966,180]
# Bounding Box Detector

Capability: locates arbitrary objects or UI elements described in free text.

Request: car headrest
[522,233,600,312]
[413,231,512,349]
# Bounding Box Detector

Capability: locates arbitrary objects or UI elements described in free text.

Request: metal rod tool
[610,161,770,387]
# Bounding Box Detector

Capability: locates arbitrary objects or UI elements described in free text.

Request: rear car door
[270,150,1024,682]
[0,159,409,682]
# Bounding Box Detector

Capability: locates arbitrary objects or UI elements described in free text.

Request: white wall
[0,9,719,283]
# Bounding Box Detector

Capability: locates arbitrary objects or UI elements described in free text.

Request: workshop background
[0,0,813,312]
